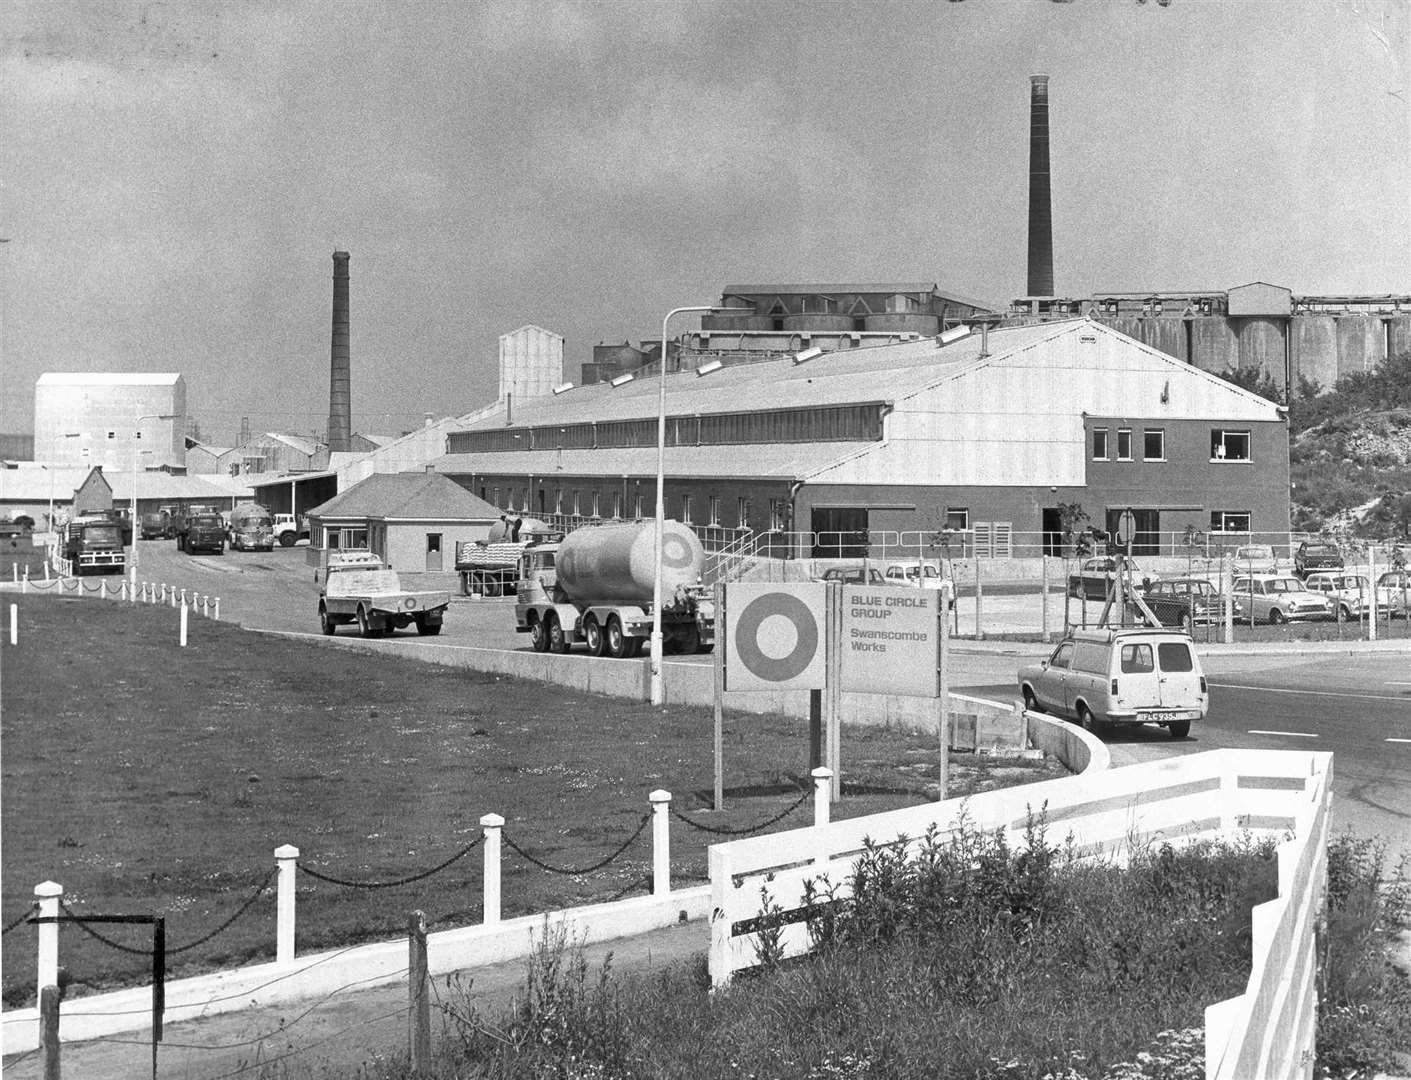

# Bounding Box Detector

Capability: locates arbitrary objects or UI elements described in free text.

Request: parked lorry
[61,515,126,576]
[272,513,310,547]
[227,503,275,551]
[318,551,451,637]
[175,508,226,554]
[455,518,561,596]
[140,510,171,540]
[515,519,715,657]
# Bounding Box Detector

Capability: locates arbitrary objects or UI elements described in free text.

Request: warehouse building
[432,317,1289,559]
[33,373,187,472]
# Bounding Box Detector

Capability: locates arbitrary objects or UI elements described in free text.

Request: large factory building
[433,318,1288,559]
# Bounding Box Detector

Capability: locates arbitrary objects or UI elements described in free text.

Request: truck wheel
[1168,720,1191,739]
[320,606,336,636]
[625,637,643,658]
[484,580,502,598]
[416,616,441,636]
[530,618,550,652]
[606,616,629,659]
[583,617,607,657]
[357,606,376,638]
[279,532,296,547]
[678,625,701,655]
[547,615,569,654]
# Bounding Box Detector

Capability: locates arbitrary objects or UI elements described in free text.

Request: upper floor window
[708,496,721,527]
[769,498,787,532]
[944,507,969,531]
[1143,429,1165,461]
[1092,428,1109,460]
[737,497,751,530]
[1211,429,1250,461]
[1116,428,1133,461]
[680,494,693,524]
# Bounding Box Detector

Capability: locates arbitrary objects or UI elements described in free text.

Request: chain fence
[502,813,651,876]
[669,787,812,836]
[298,836,484,889]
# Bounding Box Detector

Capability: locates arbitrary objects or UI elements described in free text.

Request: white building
[33,373,186,472]
[499,325,564,403]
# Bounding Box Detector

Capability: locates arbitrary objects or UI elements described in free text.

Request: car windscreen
[1267,578,1303,593]
[82,526,120,545]
[1157,642,1195,672]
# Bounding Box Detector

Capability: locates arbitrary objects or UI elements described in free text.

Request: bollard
[275,845,299,964]
[22,567,28,594]
[9,603,17,645]
[480,814,504,925]
[974,559,985,640]
[180,588,186,607]
[214,596,220,621]
[43,560,49,581]
[811,768,833,867]
[650,790,671,896]
[99,578,106,600]
[180,602,188,647]
[35,880,63,995]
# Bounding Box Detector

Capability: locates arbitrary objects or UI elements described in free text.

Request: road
[118,540,1411,862]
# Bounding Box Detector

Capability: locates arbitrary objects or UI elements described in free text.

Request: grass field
[0,592,1064,1007]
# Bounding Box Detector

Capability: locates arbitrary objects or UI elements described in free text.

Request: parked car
[1018,628,1207,739]
[1294,541,1343,577]
[1373,570,1411,617]
[815,566,886,586]
[1067,556,1143,601]
[1302,571,1371,619]
[1230,573,1334,623]
[1137,577,1241,630]
[1232,544,1279,574]
[884,562,943,586]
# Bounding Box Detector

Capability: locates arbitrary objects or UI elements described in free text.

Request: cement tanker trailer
[514,520,715,657]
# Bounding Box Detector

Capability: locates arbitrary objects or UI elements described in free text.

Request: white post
[179,587,186,607]
[1368,547,1378,642]
[9,603,16,645]
[1040,554,1050,642]
[274,844,299,964]
[180,602,188,647]
[650,789,671,896]
[480,813,504,925]
[214,596,220,621]
[11,563,15,582]
[35,880,63,995]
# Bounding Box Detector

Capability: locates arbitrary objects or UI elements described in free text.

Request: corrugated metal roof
[306,471,501,521]
[265,432,321,456]
[429,441,869,481]
[0,468,252,502]
[721,283,941,296]
[36,372,183,386]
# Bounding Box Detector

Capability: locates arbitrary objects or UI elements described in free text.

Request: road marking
[1248,729,1319,738]
[1211,681,1409,703]
[1388,738,1411,744]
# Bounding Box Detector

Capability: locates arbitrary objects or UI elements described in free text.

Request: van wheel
[1269,607,1286,624]
[1168,720,1191,739]
[320,606,336,636]
[1079,705,1106,740]
[1022,687,1038,713]
[530,618,550,653]
[584,617,607,657]
[357,606,375,638]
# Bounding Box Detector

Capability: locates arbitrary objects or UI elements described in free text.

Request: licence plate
[1138,711,1197,723]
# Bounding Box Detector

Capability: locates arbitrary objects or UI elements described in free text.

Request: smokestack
[1026,75,1054,297]
[327,251,352,453]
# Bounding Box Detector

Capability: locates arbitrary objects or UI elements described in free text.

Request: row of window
[1091,427,1252,463]
[480,485,792,532]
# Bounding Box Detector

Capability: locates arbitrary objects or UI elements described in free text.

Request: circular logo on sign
[735,592,820,682]
[662,533,693,569]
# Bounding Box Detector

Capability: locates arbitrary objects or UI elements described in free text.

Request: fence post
[41,984,61,1080]
[275,845,299,963]
[214,596,220,621]
[480,813,504,925]
[650,789,671,896]
[974,558,984,640]
[35,880,62,995]
[811,768,833,867]
[9,603,16,645]
[408,910,431,1076]
[1040,555,1050,642]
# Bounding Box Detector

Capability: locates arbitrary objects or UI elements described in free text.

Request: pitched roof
[305,471,502,522]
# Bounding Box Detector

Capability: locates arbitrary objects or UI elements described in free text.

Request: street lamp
[131,413,177,586]
[651,305,717,706]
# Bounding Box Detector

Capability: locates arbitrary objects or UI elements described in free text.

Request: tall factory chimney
[1026,74,1054,297]
[327,250,352,453]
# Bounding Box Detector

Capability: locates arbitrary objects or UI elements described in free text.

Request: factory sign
[724,583,827,692]
[838,585,940,697]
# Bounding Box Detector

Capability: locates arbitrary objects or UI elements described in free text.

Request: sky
[2,0,1407,443]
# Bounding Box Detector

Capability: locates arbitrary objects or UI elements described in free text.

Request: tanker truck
[455,517,562,596]
[514,520,715,657]
[227,503,275,552]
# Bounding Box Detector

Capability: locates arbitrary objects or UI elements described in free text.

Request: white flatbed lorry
[318,552,451,638]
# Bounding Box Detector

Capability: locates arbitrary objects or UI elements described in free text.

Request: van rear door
[1116,640,1163,711]
[1155,639,1203,712]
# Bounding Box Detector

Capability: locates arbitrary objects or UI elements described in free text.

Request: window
[769,499,786,531]
[1142,429,1165,461]
[590,490,599,518]
[571,490,581,516]
[708,496,721,527]
[944,508,969,531]
[1120,643,1155,674]
[492,486,500,507]
[1211,429,1250,461]
[611,492,622,520]
[633,492,643,519]
[1157,642,1194,672]
[1049,642,1073,670]
[737,497,751,529]
[1092,428,1108,460]
[107,431,117,440]
[1210,510,1251,533]
[1116,429,1132,461]
[554,487,563,514]
[680,494,693,524]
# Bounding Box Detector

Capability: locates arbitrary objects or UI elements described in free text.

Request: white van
[1018,628,1208,739]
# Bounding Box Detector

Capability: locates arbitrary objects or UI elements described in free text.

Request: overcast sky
[2,0,1407,443]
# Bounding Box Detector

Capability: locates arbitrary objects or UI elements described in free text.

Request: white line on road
[1211,682,1410,703]
[1388,738,1411,744]
[1248,729,1319,738]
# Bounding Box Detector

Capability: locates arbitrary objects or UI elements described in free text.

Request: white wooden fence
[709,748,1332,1080]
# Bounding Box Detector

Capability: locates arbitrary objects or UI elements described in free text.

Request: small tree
[1056,502,1089,558]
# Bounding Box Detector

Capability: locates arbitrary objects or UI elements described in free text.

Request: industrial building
[33,373,187,473]
[431,317,1289,559]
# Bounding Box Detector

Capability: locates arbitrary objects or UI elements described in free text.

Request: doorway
[1041,507,1063,556]
[425,533,443,572]
[810,507,869,559]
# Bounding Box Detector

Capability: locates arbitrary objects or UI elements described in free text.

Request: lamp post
[131,414,177,586]
[651,305,715,706]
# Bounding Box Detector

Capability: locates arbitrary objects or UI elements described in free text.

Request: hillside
[1223,353,1411,538]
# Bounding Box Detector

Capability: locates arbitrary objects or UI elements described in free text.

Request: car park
[1301,571,1371,619]
[1373,570,1411,617]
[1018,627,1207,739]
[1294,540,1343,577]
[815,566,886,586]
[1230,573,1334,623]
[884,562,944,587]
[1067,556,1143,601]
[1137,577,1241,630]
[1232,544,1280,574]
